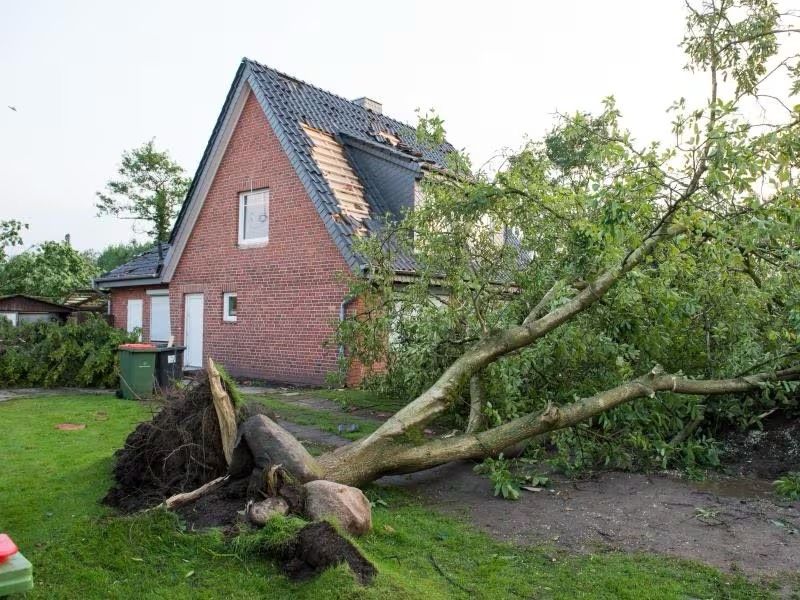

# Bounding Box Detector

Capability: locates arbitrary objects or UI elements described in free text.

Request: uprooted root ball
[104,374,230,512]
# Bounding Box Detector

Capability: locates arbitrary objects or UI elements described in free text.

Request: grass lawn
[253,395,381,441]
[308,388,408,414]
[0,394,782,599]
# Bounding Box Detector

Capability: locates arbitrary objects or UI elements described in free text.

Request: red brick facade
[108,286,168,340]
[110,91,358,385]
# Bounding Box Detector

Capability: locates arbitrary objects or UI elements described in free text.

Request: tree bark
[207,357,238,465]
[466,372,487,434]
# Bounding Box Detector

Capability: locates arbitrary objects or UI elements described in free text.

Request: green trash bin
[118,343,158,399]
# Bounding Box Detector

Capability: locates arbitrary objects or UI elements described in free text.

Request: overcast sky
[1,1,708,252]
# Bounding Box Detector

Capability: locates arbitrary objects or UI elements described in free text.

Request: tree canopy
[326,0,800,481]
[96,140,191,244]
[0,240,99,300]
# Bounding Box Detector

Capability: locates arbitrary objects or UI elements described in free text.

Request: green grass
[309,388,407,414]
[253,395,380,441]
[0,394,785,599]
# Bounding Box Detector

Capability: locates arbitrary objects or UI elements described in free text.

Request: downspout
[338,294,356,362]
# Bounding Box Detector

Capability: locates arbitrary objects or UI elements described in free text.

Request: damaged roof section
[245,59,455,271]
[302,124,371,229]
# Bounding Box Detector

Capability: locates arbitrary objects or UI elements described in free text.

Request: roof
[170,59,455,275]
[62,288,109,311]
[95,243,169,285]
[106,60,456,287]
[0,294,73,312]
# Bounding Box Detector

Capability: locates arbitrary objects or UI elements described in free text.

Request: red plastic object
[119,343,156,350]
[0,534,18,563]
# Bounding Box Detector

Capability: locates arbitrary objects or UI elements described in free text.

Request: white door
[184,294,204,369]
[126,299,143,340]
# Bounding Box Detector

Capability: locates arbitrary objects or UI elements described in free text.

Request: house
[95,59,454,385]
[0,294,73,326]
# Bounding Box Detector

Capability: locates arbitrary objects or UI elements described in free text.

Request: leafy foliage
[0,219,27,261]
[0,240,99,299]
[473,454,522,500]
[0,315,135,388]
[338,0,800,474]
[774,472,800,501]
[96,139,191,243]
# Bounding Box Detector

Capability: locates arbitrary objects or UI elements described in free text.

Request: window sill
[238,240,268,249]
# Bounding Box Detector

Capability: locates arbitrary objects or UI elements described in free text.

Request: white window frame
[223,292,237,322]
[126,299,143,340]
[238,190,269,246]
[149,294,171,342]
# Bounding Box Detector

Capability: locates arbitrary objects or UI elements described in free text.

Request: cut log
[238,414,323,483]
[207,358,238,465]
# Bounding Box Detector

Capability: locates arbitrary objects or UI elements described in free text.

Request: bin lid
[0,534,17,563]
[119,343,157,351]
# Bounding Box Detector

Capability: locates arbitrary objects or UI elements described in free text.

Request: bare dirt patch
[384,462,800,577]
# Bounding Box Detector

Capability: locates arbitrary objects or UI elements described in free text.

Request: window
[238,190,269,245]
[126,299,143,340]
[0,312,18,326]
[223,292,237,322]
[19,313,53,324]
[149,294,171,342]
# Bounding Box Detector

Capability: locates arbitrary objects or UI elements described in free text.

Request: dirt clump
[721,414,800,478]
[278,521,376,584]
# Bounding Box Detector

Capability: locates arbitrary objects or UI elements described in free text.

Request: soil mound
[279,521,376,584]
[103,374,229,512]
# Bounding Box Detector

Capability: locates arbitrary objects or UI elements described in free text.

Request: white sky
[1,1,708,251]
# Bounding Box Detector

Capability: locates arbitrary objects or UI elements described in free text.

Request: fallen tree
[318,0,800,483]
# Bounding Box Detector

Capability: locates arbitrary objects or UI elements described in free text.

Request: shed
[0,295,73,326]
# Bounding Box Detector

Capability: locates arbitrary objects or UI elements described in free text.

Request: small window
[223,292,237,322]
[0,312,18,326]
[238,190,269,245]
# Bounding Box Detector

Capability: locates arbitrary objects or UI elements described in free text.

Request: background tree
[96,140,191,244]
[0,240,99,299]
[309,0,800,485]
[0,220,27,262]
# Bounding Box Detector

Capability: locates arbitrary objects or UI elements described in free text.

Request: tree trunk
[466,372,487,434]
[318,366,800,486]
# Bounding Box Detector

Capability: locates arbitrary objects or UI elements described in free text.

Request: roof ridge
[242,58,422,136]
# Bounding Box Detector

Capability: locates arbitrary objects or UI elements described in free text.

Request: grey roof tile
[95,243,169,283]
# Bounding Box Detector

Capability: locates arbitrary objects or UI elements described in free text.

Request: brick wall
[168,90,354,385]
[109,286,168,341]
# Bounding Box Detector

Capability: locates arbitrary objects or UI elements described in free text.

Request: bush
[0,315,135,388]
[774,472,800,501]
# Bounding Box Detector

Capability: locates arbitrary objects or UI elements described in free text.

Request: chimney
[353,97,382,114]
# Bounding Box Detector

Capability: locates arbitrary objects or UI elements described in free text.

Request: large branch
[320,223,688,476]
[321,365,800,485]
